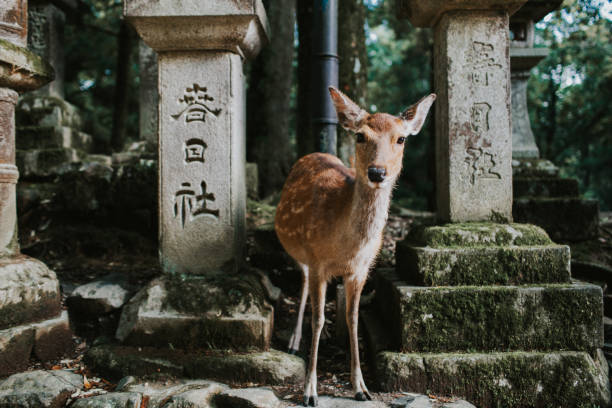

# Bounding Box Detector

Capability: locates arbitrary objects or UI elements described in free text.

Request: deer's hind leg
[288,263,309,354]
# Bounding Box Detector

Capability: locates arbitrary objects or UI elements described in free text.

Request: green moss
[0,37,54,79]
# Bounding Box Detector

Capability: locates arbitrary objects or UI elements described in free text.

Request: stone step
[396,223,570,286]
[16,147,86,179]
[116,273,275,351]
[374,270,602,353]
[512,158,559,178]
[375,350,609,408]
[0,256,61,330]
[513,176,579,198]
[513,197,599,242]
[17,125,93,152]
[17,95,83,129]
[85,345,305,385]
[0,311,72,376]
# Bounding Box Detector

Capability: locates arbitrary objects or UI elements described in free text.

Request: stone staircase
[365,223,610,407]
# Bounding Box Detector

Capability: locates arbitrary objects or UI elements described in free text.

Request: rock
[71,392,142,408]
[441,401,476,408]
[116,274,274,351]
[115,376,137,392]
[68,274,134,315]
[512,158,559,178]
[375,269,603,353]
[16,147,85,179]
[112,152,141,166]
[214,387,282,408]
[87,154,113,166]
[390,395,431,408]
[314,396,387,408]
[17,125,93,152]
[0,370,83,407]
[0,256,61,330]
[122,380,225,407]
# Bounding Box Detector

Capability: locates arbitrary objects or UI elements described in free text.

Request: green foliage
[64,0,139,151]
[529,0,612,209]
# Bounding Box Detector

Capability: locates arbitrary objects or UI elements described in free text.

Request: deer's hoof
[288,348,298,355]
[355,392,372,401]
[304,395,318,406]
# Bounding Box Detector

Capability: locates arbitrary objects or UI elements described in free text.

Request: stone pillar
[125,1,269,275]
[400,1,526,222]
[138,40,158,144]
[0,0,72,376]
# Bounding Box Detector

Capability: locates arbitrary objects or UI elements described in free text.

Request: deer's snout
[367,166,386,183]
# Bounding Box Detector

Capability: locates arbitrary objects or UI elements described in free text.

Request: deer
[274,87,436,406]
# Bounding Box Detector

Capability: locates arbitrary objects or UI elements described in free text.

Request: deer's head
[329,87,436,189]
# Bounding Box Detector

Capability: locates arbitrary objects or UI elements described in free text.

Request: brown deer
[275,87,435,406]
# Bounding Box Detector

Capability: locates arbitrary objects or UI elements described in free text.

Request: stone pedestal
[15,0,94,180]
[0,3,72,376]
[138,40,158,145]
[111,1,284,378]
[508,0,599,241]
[367,2,610,406]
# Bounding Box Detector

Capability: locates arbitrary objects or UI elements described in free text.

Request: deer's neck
[349,179,394,245]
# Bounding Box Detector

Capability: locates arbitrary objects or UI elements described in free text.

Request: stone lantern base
[512,159,600,242]
[0,256,72,376]
[365,223,609,407]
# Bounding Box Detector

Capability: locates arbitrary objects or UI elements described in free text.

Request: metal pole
[311,0,339,155]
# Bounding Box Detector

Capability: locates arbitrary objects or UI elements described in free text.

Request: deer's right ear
[329,87,367,131]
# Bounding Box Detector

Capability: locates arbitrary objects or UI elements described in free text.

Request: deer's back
[275,153,355,268]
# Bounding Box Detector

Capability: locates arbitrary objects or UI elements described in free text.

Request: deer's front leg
[345,276,372,401]
[304,275,327,407]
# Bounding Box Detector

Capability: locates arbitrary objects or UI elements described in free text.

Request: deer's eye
[356,133,365,143]
[397,136,406,145]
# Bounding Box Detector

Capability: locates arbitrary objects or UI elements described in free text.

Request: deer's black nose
[367,167,386,183]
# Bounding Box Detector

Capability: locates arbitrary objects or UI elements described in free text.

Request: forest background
[63,0,612,211]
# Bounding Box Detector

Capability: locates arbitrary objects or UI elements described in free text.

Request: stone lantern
[0,0,72,376]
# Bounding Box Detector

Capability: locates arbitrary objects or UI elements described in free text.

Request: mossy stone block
[407,222,552,248]
[375,270,602,353]
[116,273,274,351]
[396,241,570,286]
[514,177,579,198]
[513,197,599,242]
[377,350,610,408]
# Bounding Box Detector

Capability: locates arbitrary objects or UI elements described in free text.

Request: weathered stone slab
[0,256,61,330]
[0,38,54,92]
[68,274,134,316]
[163,384,226,408]
[0,369,84,408]
[17,95,82,128]
[0,0,28,47]
[433,11,513,222]
[396,241,570,286]
[0,311,72,376]
[312,397,388,408]
[514,197,599,242]
[514,177,579,198]
[17,126,92,151]
[85,345,305,385]
[17,147,85,178]
[71,392,142,408]
[389,395,476,408]
[116,274,273,350]
[375,270,602,352]
[377,350,610,408]
[397,0,527,26]
[512,158,559,177]
[124,1,269,58]
[214,387,282,408]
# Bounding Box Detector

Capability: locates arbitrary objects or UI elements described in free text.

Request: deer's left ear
[400,93,436,136]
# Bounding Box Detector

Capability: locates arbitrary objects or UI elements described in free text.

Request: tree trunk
[111,20,134,152]
[246,0,296,197]
[337,0,367,166]
[296,0,316,158]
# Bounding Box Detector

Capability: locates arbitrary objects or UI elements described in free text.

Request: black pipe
[311,0,339,155]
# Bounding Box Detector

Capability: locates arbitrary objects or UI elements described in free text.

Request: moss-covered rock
[85,345,305,385]
[374,270,602,353]
[512,158,559,178]
[513,197,599,242]
[377,350,610,408]
[396,241,570,286]
[0,38,54,91]
[513,177,579,199]
[116,273,274,351]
